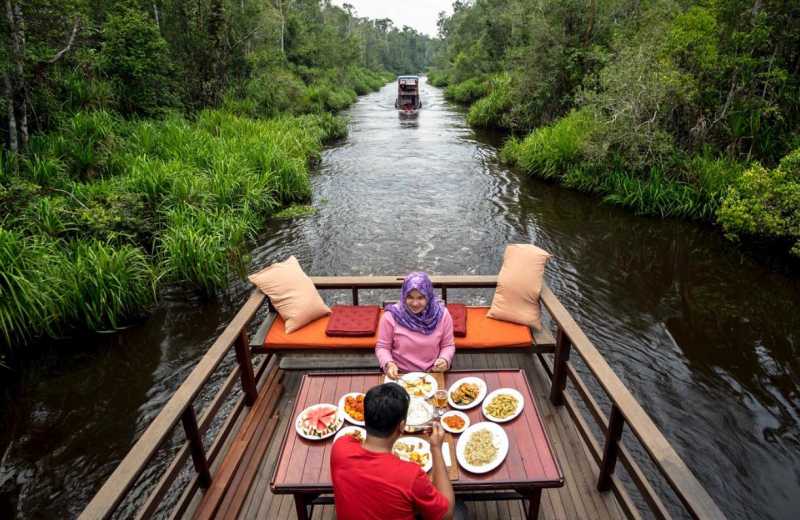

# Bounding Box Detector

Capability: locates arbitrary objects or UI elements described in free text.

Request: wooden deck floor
[190,351,624,519]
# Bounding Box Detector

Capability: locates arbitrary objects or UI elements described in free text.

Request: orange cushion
[487,244,550,331]
[264,307,532,350]
[248,256,330,333]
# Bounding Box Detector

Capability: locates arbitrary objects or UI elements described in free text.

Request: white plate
[392,436,433,472]
[338,392,366,426]
[456,421,509,474]
[385,372,438,400]
[294,403,344,441]
[482,388,525,423]
[440,410,470,434]
[447,376,488,410]
[334,425,367,442]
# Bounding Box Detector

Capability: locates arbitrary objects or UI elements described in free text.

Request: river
[1,79,799,519]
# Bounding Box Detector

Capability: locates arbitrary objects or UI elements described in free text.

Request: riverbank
[428,1,800,260]
[0,69,391,357]
[431,74,800,261]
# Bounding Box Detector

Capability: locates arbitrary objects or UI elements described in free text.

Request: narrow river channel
[1,79,799,519]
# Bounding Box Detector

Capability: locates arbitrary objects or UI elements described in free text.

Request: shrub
[159,206,254,295]
[717,149,800,256]
[64,241,157,330]
[466,74,513,128]
[501,109,597,178]
[445,77,488,104]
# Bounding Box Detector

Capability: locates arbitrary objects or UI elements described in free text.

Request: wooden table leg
[521,488,542,520]
[293,493,316,520]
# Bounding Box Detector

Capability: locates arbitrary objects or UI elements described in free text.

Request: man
[331,383,455,520]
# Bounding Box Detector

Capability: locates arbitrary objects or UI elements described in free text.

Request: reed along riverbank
[0,87,387,357]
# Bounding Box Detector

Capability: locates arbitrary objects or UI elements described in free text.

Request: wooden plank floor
[212,352,624,519]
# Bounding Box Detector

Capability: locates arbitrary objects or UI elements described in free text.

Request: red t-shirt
[331,436,450,520]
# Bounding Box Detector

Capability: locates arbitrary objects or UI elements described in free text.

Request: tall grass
[445,77,488,104]
[503,109,748,220]
[501,109,596,178]
[1,64,390,351]
[466,74,512,128]
[2,105,348,351]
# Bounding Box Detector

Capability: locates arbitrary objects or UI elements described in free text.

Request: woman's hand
[385,361,399,380]
[432,358,449,372]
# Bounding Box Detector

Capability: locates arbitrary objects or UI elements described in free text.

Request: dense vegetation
[0,1,433,355]
[430,0,800,257]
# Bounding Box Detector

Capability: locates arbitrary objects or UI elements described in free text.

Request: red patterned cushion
[325,305,381,337]
[447,304,467,337]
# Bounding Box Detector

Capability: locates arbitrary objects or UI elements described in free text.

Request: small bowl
[440,410,470,434]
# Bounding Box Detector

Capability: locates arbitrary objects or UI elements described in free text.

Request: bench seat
[263,307,533,350]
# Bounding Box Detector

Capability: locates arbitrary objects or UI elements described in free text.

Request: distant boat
[395,75,422,115]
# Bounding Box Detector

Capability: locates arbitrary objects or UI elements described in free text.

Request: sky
[332,0,454,38]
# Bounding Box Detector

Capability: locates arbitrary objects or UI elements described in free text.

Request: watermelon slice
[300,405,338,435]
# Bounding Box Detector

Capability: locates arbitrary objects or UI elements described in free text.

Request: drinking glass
[433,390,448,417]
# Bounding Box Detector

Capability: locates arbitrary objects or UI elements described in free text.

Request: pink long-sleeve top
[375,309,456,372]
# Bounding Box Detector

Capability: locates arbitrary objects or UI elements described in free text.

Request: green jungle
[0,0,432,358]
[2,0,800,360]
[430,0,799,257]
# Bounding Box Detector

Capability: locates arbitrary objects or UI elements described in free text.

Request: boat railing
[78,275,725,520]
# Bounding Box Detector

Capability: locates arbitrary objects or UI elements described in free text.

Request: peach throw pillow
[487,244,551,331]
[248,256,330,333]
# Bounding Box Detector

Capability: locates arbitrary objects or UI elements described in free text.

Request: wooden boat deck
[189,351,624,519]
[80,278,725,520]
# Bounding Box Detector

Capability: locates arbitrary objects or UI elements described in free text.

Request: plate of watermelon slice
[295,403,344,440]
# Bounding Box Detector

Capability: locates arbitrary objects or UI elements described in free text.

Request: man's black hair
[364,383,410,438]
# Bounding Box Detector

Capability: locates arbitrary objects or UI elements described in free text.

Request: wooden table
[271,369,563,519]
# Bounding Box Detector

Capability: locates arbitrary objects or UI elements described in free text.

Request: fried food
[450,382,480,405]
[401,376,433,397]
[485,394,518,419]
[345,429,364,441]
[393,441,430,468]
[464,429,498,466]
[443,414,465,430]
[344,394,365,422]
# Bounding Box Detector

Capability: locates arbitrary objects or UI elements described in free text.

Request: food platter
[385,372,438,399]
[455,421,509,474]
[447,376,487,410]
[338,392,366,426]
[440,410,470,434]
[392,436,433,472]
[482,388,525,423]
[334,425,367,442]
[295,403,344,440]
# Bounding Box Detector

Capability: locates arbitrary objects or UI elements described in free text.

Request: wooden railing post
[352,286,359,306]
[181,406,212,489]
[235,331,258,406]
[549,327,571,406]
[597,404,625,491]
[441,286,448,303]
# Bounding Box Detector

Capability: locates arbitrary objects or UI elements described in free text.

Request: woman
[376,272,455,379]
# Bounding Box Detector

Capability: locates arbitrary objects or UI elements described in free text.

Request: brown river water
[1,79,799,519]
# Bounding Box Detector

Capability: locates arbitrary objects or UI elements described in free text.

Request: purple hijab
[386,272,444,335]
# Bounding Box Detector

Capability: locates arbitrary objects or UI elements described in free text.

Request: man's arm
[428,424,455,519]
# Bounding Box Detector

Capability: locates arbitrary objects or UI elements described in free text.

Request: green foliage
[466,74,513,128]
[99,7,179,116]
[63,241,156,330]
[718,149,800,256]
[445,78,488,104]
[273,204,316,219]
[501,109,596,178]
